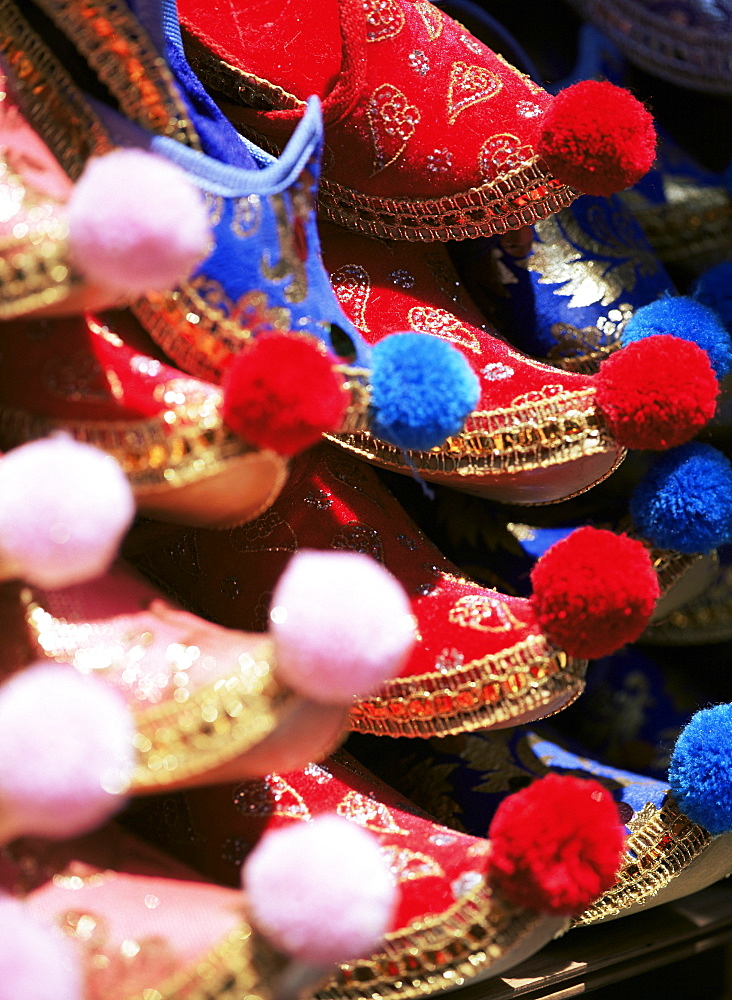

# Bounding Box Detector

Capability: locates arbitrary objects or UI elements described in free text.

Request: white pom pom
[68,148,211,296]
[269,550,415,703]
[0,898,82,1000]
[0,663,135,839]
[0,436,135,588]
[243,815,396,965]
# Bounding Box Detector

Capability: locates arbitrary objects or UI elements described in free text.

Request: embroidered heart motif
[364,0,405,42]
[479,133,534,183]
[448,594,526,632]
[367,84,420,175]
[337,790,409,835]
[408,305,481,353]
[331,521,385,563]
[228,510,298,555]
[413,0,444,40]
[330,263,371,331]
[380,845,446,882]
[447,62,503,125]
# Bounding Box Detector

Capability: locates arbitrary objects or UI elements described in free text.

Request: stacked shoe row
[0,0,731,996]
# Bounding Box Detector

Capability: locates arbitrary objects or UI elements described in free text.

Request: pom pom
[269,550,414,703]
[669,704,732,835]
[530,526,659,660]
[243,814,396,965]
[68,148,210,295]
[0,436,135,589]
[630,443,732,553]
[538,81,656,196]
[487,774,625,916]
[0,663,135,839]
[370,333,479,451]
[621,296,732,381]
[693,262,732,334]
[222,332,349,456]
[595,335,718,450]
[0,899,82,1000]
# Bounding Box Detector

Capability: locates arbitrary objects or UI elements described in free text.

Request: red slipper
[320,222,719,503]
[0,309,351,528]
[128,443,666,739]
[132,750,624,996]
[179,0,657,241]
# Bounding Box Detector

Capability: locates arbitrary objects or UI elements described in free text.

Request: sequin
[407,305,480,352]
[408,49,430,76]
[429,833,457,846]
[451,870,484,899]
[447,63,503,125]
[331,263,371,331]
[381,845,445,881]
[436,647,465,674]
[304,762,333,783]
[426,149,454,175]
[368,84,420,175]
[389,268,416,289]
[364,0,405,42]
[481,362,514,380]
[337,790,410,835]
[516,100,542,118]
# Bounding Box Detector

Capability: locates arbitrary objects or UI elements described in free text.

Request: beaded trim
[0,0,113,179]
[30,0,200,148]
[149,925,279,1000]
[350,636,585,737]
[327,385,619,479]
[0,158,81,319]
[570,0,732,94]
[623,186,732,270]
[316,880,548,1000]
[187,44,577,242]
[0,383,249,493]
[575,797,713,925]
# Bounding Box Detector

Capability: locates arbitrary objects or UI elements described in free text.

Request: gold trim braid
[350,636,585,737]
[575,797,713,925]
[316,880,548,1000]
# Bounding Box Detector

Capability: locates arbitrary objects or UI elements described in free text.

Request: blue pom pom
[369,333,480,451]
[693,262,732,335]
[630,443,732,553]
[669,704,732,835]
[621,296,732,380]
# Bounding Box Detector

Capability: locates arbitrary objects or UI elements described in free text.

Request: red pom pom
[222,332,349,456]
[530,526,659,660]
[487,774,625,916]
[539,80,656,196]
[595,335,718,450]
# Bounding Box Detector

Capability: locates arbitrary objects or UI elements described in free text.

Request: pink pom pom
[68,148,211,295]
[0,663,135,839]
[243,815,396,965]
[269,550,415,703]
[0,436,135,588]
[0,899,81,1000]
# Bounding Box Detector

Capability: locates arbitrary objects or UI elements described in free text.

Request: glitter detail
[233,775,312,821]
[447,62,503,125]
[332,523,384,562]
[367,84,420,175]
[408,49,429,76]
[413,1,444,39]
[304,762,333,783]
[221,577,240,600]
[451,871,484,899]
[380,845,445,882]
[461,34,484,55]
[436,647,465,674]
[397,533,417,550]
[429,833,457,846]
[480,134,534,183]
[517,101,542,118]
[481,362,514,380]
[337,790,409,835]
[415,582,436,596]
[426,148,453,175]
[331,263,371,331]
[303,488,331,509]
[407,305,480,352]
[221,836,250,867]
[389,268,416,289]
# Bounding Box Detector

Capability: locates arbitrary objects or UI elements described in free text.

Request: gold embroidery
[523,207,662,310]
[407,306,481,353]
[368,84,421,175]
[447,63,503,126]
[232,194,262,239]
[548,308,631,372]
[331,263,372,331]
[448,594,527,632]
[337,791,410,836]
[364,0,405,42]
[380,845,445,882]
[413,0,444,40]
[203,192,224,228]
[479,134,533,184]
